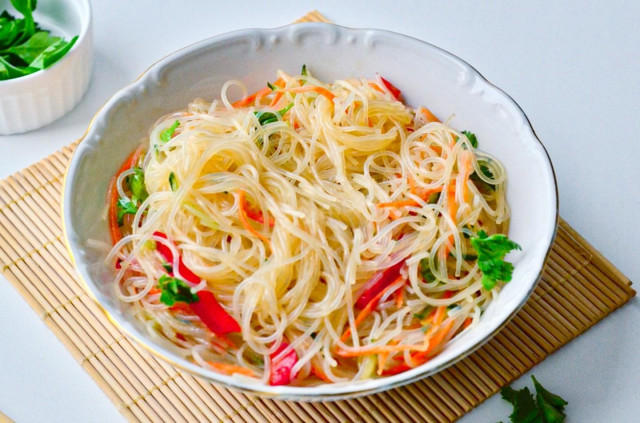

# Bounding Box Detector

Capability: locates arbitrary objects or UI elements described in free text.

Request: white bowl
[63,24,558,400]
[0,0,92,135]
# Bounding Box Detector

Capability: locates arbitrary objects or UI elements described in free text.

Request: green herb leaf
[10,0,36,42]
[27,35,77,69]
[116,197,138,226]
[161,262,173,273]
[169,172,178,191]
[500,376,568,423]
[414,306,432,320]
[267,81,277,91]
[158,275,198,306]
[419,258,436,283]
[254,103,293,126]
[501,386,542,423]
[301,64,307,76]
[470,230,521,290]
[532,376,568,423]
[128,167,148,202]
[461,130,478,148]
[3,31,60,64]
[160,120,180,142]
[470,162,496,191]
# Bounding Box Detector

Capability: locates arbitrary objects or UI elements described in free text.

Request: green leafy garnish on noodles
[254,103,294,126]
[128,168,148,202]
[470,230,521,290]
[169,172,178,191]
[116,197,138,225]
[160,120,180,142]
[461,130,478,148]
[158,275,198,306]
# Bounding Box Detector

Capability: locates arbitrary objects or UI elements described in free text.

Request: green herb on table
[0,1,78,81]
[470,230,521,290]
[499,375,568,423]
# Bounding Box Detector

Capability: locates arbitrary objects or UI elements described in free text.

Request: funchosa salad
[105,66,521,386]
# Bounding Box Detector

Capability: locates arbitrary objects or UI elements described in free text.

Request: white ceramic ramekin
[0,0,92,135]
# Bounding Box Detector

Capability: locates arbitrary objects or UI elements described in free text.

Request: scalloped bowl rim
[63,23,558,400]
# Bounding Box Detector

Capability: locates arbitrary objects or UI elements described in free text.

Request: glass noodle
[105,68,512,385]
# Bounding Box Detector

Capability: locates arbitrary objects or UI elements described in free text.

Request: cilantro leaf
[470,230,521,290]
[501,386,542,423]
[160,120,180,142]
[419,257,436,283]
[461,130,478,148]
[470,162,496,191]
[128,167,148,202]
[301,64,307,76]
[116,197,138,226]
[254,103,293,126]
[500,376,568,423]
[532,376,568,423]
[158,275,198,306]
[169,172,178,191]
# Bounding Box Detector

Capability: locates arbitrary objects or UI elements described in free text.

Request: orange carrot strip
[421,107,441,123]
[336,343,427,358]
[206,361,255,377]
[368,82,385,93]
[232,78,283,108]
[463,317,472,329]
[377,199,421,209]
[310,359,332,383]
[237,190,271,247]
[377,340,399,375]
[395,285,404,308]
[286,85,336,102]
[340,275,405,343]
[412,319,455,361]
[108,177,121,245]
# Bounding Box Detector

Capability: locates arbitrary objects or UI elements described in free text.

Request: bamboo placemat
[0,11,635,423]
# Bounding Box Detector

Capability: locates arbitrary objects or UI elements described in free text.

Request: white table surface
[1,1,638,422]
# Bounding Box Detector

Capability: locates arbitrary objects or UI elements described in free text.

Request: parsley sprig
[500,375,568,423]
[470,230,521,290]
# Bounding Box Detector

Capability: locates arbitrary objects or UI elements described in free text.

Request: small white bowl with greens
[0,0,92,134]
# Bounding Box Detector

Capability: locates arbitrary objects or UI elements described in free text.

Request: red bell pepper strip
[269,342,298,386]
[153,231,241,334]
[354,259,406,309]
[380,77,402,101]
[190,290,241,334]
[153,232,201,283]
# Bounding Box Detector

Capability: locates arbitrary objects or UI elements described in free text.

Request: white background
[1,0,639,421]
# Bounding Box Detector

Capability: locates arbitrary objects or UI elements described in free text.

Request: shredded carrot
[237,190,271,247]
[310,359,332,383]
[458,150,473,203]
[232,78,283,108]
[340,275,405,343]
[268,79,286,107]
[463,317,473,329]
[206,361,255,377]
[376,186,446,209]
[108,177,121,245]
[377,199,422,209]
[377,340,399,375]
[412,319,455,361]
[368,82,385,93]
[420,107,441,123]
[395,285,404,308]
[336,342,427,358]
[286,85,336,102]
[439,187,458,261]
